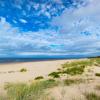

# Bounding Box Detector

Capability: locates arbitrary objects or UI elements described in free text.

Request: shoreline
[0,57,87,65]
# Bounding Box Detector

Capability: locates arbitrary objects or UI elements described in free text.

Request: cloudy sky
[0,0,100,58]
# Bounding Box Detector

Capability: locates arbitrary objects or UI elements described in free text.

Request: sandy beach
[0,59,74,85]
[0,58,100,100]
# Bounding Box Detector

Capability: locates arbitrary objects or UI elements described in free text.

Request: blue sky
[0,0,100,58]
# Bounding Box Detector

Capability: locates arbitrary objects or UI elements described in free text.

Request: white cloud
[0,17,71,56]
[44,11,51,18]
[19,19,27,23]
[52,0,100,34]
[51,0,100,55]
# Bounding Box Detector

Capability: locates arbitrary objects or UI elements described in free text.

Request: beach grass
[48,59,95,77]
[62,65,85,75]
[84,92,100,100]
[48,72,60,78]
[63,78,84,86]
[20,68,27,72]
[4,79,58,100]
[90,57,100,65]
[95,73,100,77]
[34,76,44,80]
[95,85,100,90]
[62,60,93,69]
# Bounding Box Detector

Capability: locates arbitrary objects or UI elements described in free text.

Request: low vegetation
[20,68,27,72]
[0,95,8,100]
[62,60,93,69]
[48,72,60,78]
[34,76,44,80]
[62,65,85,75]
[4,79,58,100]
[63,78,84,86]
[48,58,100,77]
[95,73,100,77]
[95,85,100,90]
[84,92,100,100]
[91,57,100,65]
[48,59,94,77]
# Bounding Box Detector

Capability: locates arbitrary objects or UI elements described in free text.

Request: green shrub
[34,76,44,80]
[61,60,95,76]
[47,79,55,82]
[57,68,62,71]
[62,60,93,69]
[48,72,60,78]
[20,68,27,72]
[63,79,84,86]
[63,65,85,75]
[95,73,100,77]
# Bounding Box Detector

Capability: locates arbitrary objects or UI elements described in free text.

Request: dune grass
[95,73,100,77]
[61,60,95,76]
[95,85,100,90]
[62,58,100,76]
[84,92,100,100]
[63,78,84,86]
[62,65,85,75]
[20,68,27,72]
[91,57,100,65]
[4,79,58,100]
[48,72,60,78]
[0,95,8,100]
[62,60,93,69]
[34,76,44,80]
[48,60,94,78]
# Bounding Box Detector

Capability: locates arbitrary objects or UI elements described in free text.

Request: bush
[95,73,100,77]
[48,72,60,78]
[47,79,55,82]
[34,76,44,80]
[20,68,27,72]
[63,79,84,86]
[63,65,85,75]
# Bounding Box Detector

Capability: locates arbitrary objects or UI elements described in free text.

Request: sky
[0,0,100,58]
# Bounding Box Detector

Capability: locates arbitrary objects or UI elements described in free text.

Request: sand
[0,59,74,85]
[0,59,100,99]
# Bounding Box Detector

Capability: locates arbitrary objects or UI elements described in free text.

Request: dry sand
[0,59,74,85]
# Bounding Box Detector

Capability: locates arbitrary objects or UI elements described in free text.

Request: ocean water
[0,55,89,63]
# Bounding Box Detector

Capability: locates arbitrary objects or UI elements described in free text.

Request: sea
[0,55,91,63]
